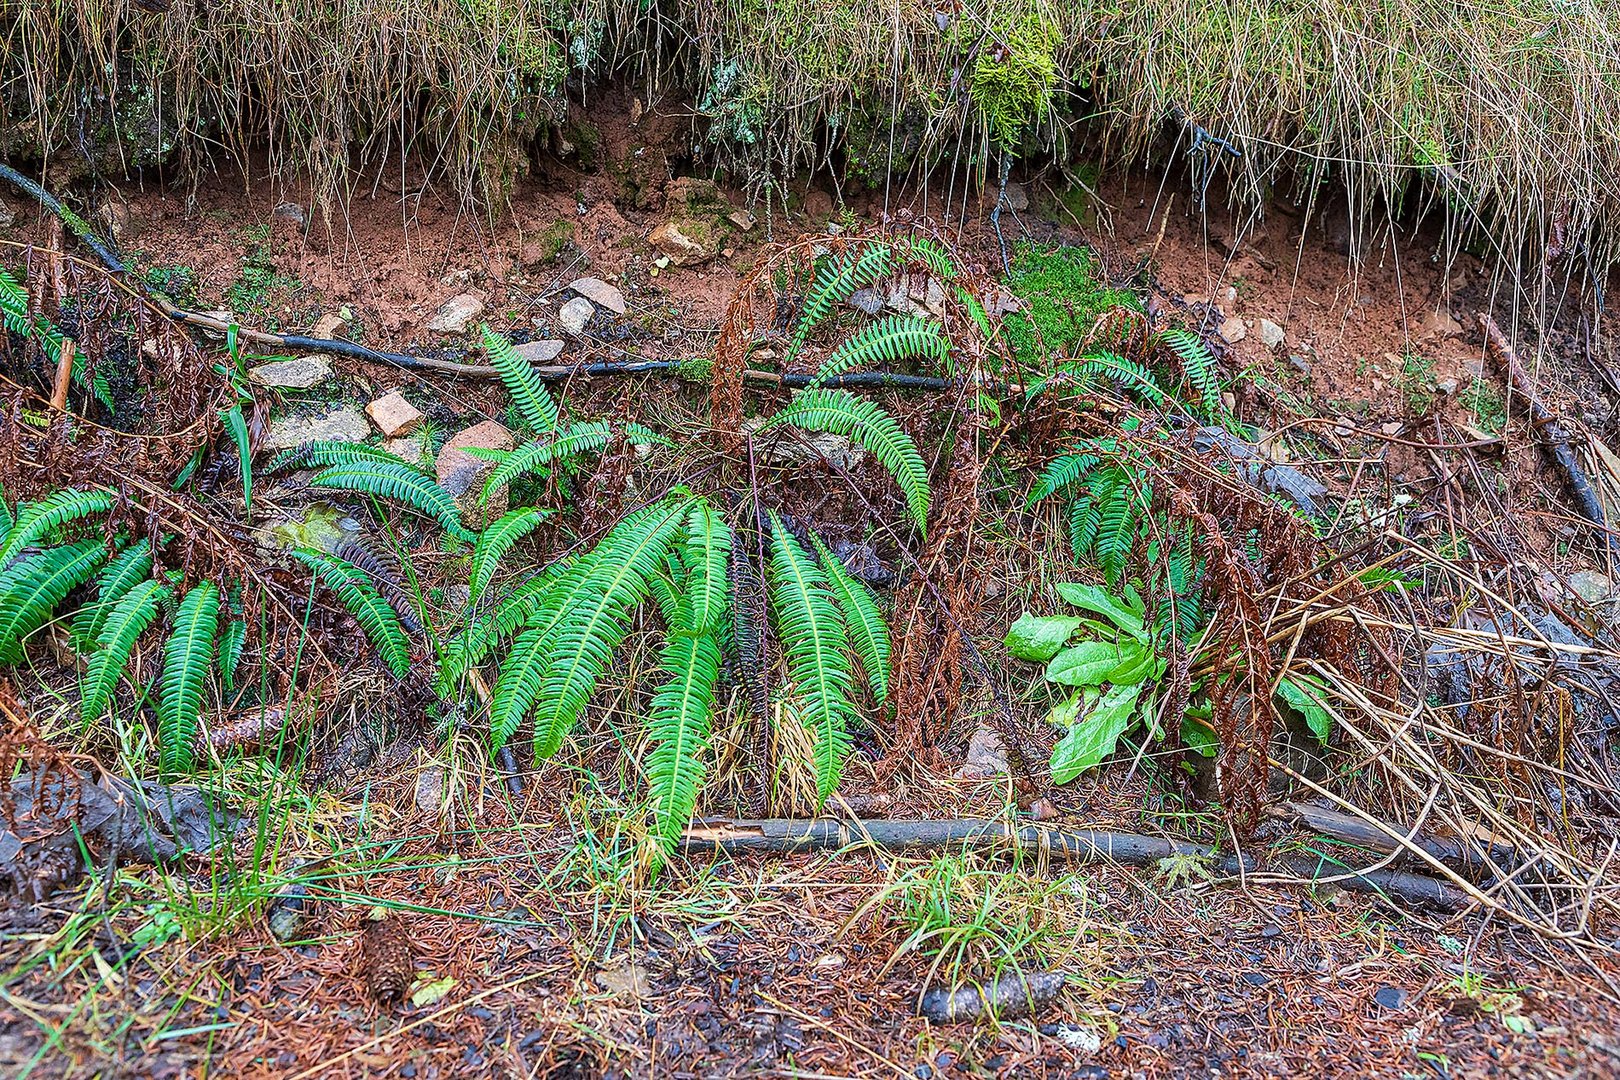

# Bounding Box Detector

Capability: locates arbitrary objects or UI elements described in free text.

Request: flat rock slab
[427,293,485,334]
[437,420,513,529]
[649,220,716,266]
[514,339,565,365]
[558,296,596,336]
[567,277,626,315]
[367,391,424,438]
[264,407,369,451]
[250,356,331,390]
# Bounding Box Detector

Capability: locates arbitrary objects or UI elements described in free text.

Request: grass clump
[1001,242,1137,369]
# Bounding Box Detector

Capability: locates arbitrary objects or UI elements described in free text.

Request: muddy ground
[4,128,1620,1078]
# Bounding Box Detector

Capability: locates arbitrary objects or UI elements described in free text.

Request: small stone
[310,311,348,339]
[567,277,626,315]
[1241,972,1270,986]
[752,422,866,472]
[954,724,1007,780]
[273,201,306,228]
[1288,354,1313,376]
[1258,318,1286,349]
[385,436,426,466]
[728,209,757,231]
[0,198,15,229]
[414,766,448,814]
[558,296,596,336]
[1416,306,1463,341]
[1380,421,1404,436]
[1002,180,1029,212]
[1028,797,1059,821]
[1219,316,1247,343]
[649,221,716,266]
[1261,924,1282,939]
[848,288,885,316]
[437,420,514,529]
[514,339,565,365]
[249,356,331,390]
[366,391,424,438]
[1569,570,1612,603]
[802,190,834,223]
[426,293,485,334]
[263,407,369,451]
[1435,378,1458,396]
[1373,986,1408,1011]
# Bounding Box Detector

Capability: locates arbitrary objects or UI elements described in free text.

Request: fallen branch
[1269,799,1517,885]
[681,818,1469,910]
[918,970,1065,1023]
[1479,313,1619,558]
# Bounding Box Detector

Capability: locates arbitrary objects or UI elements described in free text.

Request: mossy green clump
[1001,243,1138,369]
[966,8,1060,149]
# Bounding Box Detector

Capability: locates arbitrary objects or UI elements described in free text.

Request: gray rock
[558,296,595,336]
[567,276,626,315]
[426,293,485,334]
[848,288,886,316]
[414,766,448,815]
[751,421,867,472]
[263,406,370,450]
[249,355,331,390]
[1192,426,1328,517]
[384,435,427,466]
[1373,986,1407,1011]
[1001,180,1029,212]
[1258,318,1286,349]
[0,198,15,229]
[728,209,757,231]
[273,201,306,228]
[514,339,565,365]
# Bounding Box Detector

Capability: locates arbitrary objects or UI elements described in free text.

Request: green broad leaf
[1055,582,1147,640]
[1182,719,1218,758]
[1004,612,1083,661]
[1046,639,1131,687]
[1102,641,1159,685]
[1050,683,1143,784]
[1276,673,1334,742]
[1043,687,1098,730]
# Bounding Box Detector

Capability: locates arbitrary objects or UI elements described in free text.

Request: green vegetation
[1464,377,1507,434]
[225,224,301,327]
[1399,350,1436,413]
[1001,243,1137,369]
[5,2,1613,262]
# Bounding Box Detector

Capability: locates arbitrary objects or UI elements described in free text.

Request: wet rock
[848,288,886,316]
[1002,180,1029,212]
[273,201,307,229]
[1416,306,1463,341]
[437,420,513,528]
[1258,318,1286,349]
[1219,316,1247,343]
[366,391,424,438]
[414,766,448,814]
[955,724,1008,780]
[1191,426,1327,516]
[426,293,485,334]
[649,220,717,266]
[558,296,596,336]
[750,422,866,472]
[0,198,14,229]
[385,435,427,466]
[729,209,757,231]
[568,276,626,315]
[1373,986,1408,1011]
[264,407,369,451]
[249,356,331,390]
[514,339,565,365]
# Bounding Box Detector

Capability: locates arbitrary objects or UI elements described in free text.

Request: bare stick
[49,337,74,411]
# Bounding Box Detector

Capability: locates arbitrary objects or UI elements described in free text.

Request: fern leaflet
[787,244,893,364]
[0,488,114,567]
[80,578,169,722]
[0,540,107,663]
[266,440,422,475]
[468,420,612,502]
[808,534,890,704]
[291,549,412,678]
[645,624,721,853]
[679,500,730,634]
[481,324,560,435]
[1162,329,1223,418]
[468,507,549,608]
[309,462,474,541]
[158,582,219,775]
[71,538,153,651]
[810,314,950,387]
[767,513,857,803]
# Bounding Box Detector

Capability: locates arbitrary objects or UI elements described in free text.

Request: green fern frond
[810,314,951,387]
[679,500,730,634]
[487,499,688,753]
[1028,453,1100,507]
[481,324,560,435]
[265,440,421,475]
[218,617,247,691]
[0,488,115,567]
[467,507,549,608]
[787,244,894,364]
[1162,328,1223,418]
[71,538,153,651]
[309,462,474,541]
[764,388,930,532]
[437,560,570,697]
[290,548,412,678]
[158,582,219,776]
[0,264,65,365]
[0,540,107,663]
[1091,472,1151,586]
[1033,352,1165,407]
[627,422,675,449]
[469,420,613,502]
[808,534,890,705]
[767,513,856,803]
[80,578,170,723]
[527,501,691,757]
[645,628,721,853]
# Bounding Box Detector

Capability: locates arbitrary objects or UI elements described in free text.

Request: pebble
[514,339,566,365]
[366,390,424,438]
[426,293,485,334]
[263,406,369,450]
[249,355,331,390]
[558,296,595,336]
[1258,318,1286,349]
[1219,316,1247,343]
[1374,986,1408,1011]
